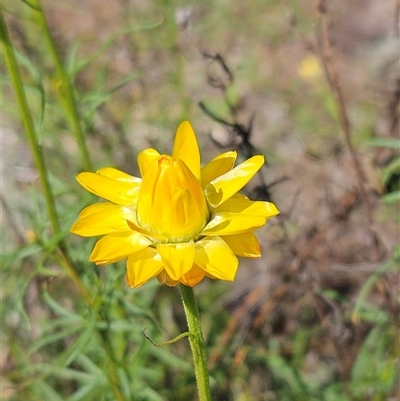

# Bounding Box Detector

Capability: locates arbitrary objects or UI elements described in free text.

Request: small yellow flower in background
[70,121,279,287]
[24,229,38,243]
[297,54,323,81]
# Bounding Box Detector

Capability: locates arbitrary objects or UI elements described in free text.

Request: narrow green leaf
[58,305,99,367]
[41,289,79,318]
[67,379,105,401]
[382,190,400,204]
[29,324,83,354]
[365,137,400,149]
[76,354,105,377]
[67,22,162,76]
[352,259,398,322]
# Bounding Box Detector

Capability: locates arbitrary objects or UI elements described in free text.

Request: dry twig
[316,0,374,224]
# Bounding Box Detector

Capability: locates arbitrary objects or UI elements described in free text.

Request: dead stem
[316,0,374,227]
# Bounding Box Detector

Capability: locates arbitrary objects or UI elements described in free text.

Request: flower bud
[137,155,209,243]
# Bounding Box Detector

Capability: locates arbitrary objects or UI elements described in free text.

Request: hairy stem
[180,285,212,401]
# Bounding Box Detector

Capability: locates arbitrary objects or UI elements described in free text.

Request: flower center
[136,155,209,243]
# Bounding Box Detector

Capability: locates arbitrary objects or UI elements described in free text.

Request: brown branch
[316,0,374,225]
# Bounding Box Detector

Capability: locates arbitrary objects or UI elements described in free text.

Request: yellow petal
[204,155,264,208]
[222,232,261,258]
[169,187,205,239]
[194,236,238,281]
[201,213,267,236]
[200,151,237,188]
[96,167,141,183]
[127,220,167,242]
[89,232,151,265]
[156,270,180,287]
[70,203,134,236]
[179,264,206,287]
[215,197,280,218]
[156,270,166,285]
[157,241,195,281]
[77,172,140,206]
[173,121,201,179]
[138,148,160,177]
[165,277,179,286]
[126,247,164,287]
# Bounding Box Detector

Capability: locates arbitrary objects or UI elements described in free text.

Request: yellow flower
[70,121,279,287]
[297,55,323,81]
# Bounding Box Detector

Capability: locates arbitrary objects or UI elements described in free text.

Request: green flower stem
[0,11,60,234]
[29,0,92,171]
[0,10,91,304]
[1,17,126,400]
[180,285,212,401]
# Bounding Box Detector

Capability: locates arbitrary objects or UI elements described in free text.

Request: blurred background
[1,0,399,400]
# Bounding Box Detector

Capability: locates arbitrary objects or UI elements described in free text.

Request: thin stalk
[29,0,92,171]
[180,285,212,401]
[97,320,127,401]
[1,9,93,304]
[2,14,129,399]
[1,10,61,234]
